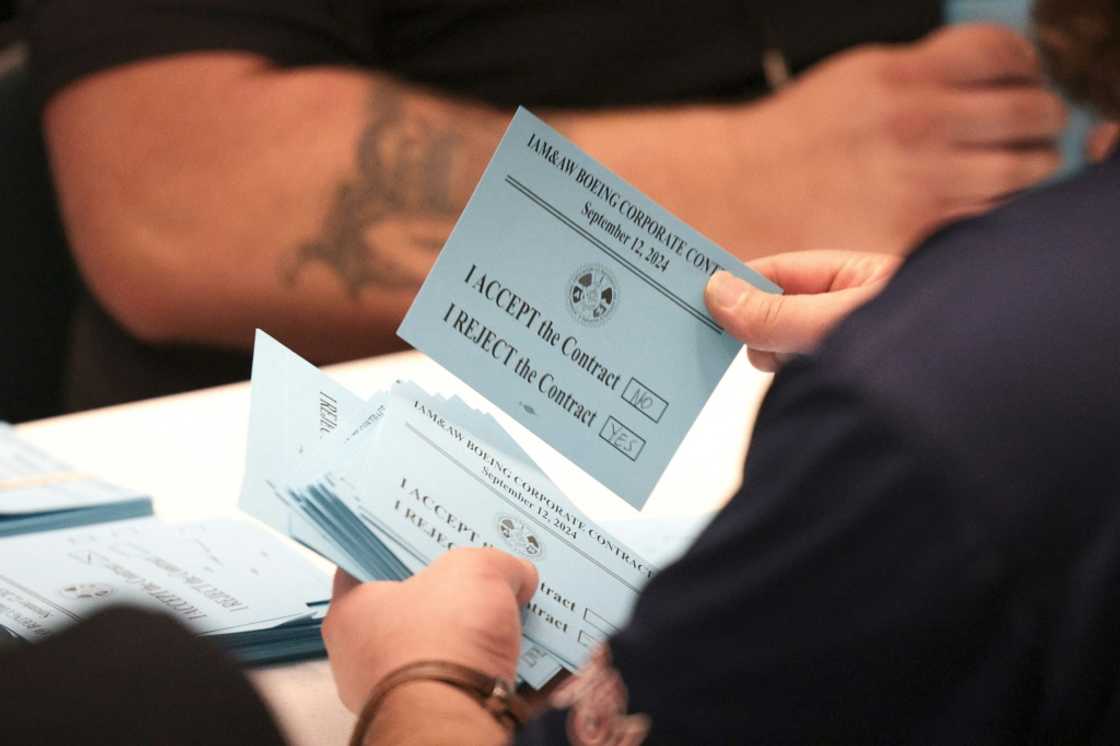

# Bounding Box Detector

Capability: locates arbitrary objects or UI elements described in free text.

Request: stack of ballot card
[0,517,331,665]
[0,424,153,538]
[241,332,660,683]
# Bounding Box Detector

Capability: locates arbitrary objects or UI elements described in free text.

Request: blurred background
[1,0,942,425]
[0,0,1089,426]
[1,0,80,424]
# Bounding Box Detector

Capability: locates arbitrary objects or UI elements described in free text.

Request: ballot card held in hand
[310,383,655,670]
[398,108,779,509]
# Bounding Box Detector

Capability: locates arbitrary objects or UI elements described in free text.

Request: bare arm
[44,53,506,361]
[561,25,1064,259]
[44,26,1061,362]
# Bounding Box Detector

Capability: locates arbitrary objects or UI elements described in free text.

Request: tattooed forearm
[284,81,472,296]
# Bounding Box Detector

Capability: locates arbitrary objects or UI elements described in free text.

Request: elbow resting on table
[40,54,389,352]
[73,237,204,347]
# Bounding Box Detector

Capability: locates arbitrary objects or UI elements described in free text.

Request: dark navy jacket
[524,153,1120,743]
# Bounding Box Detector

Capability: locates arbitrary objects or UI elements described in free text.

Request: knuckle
[850,252,897,283]
[882,100,937,149]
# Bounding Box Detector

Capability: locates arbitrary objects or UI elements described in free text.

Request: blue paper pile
[240,331,710,686]
[0,424,152,537]
[0,517,331,666]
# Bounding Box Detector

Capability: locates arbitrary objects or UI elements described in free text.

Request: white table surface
[15,349,771,745]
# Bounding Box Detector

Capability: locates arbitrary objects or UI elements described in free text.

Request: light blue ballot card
[399,108,779,508]
[309,384,658,670]
[0,424,152,537]
[240,333,567,685]
[0,518,329,643]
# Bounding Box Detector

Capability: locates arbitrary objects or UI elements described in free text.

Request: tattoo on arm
[284,81,465,296]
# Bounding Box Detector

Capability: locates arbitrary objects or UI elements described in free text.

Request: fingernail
[708,271,749,310]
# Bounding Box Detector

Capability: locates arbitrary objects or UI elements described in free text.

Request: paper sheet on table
[0,518,329,642]
[0,424,148,516]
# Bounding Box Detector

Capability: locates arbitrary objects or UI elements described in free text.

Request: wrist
[361,681,510,746]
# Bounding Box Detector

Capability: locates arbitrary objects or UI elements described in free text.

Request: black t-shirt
[28,0,940,411]
[31,1,941,108]
[519,153,1120,743]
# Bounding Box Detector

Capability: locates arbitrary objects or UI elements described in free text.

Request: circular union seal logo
[58,583,115,601]
[496,515,544,559]
[567,264,618,327]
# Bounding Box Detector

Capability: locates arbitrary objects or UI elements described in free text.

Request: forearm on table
[43,54,792,363]
[359,681,510,746]
[43,54,508,361]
